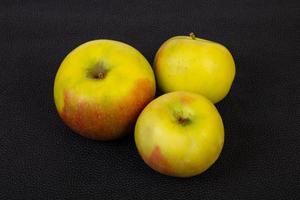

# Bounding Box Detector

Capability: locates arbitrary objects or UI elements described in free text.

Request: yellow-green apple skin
[135,91,224,177]
[154,34,235,103]
[54,40,156,140]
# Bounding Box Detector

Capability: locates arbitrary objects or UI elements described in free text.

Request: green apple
[54,40,156,140]
[135,91,224,177]
[154,33,235,103]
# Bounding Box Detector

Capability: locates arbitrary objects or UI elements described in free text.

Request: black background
[1,0,299,199]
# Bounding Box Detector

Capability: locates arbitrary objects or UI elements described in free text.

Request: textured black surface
[1,0,300,199]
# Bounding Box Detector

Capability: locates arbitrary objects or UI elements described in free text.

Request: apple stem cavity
[189,32,196,40]
[87,62,108,80]
[178,116,190,125]
[174,111,191,126]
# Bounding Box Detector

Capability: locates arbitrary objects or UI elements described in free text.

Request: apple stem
[189,32,196,40]
[97,68,106,79]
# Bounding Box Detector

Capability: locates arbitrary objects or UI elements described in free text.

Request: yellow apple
[135,91,224,177]
[54,40,156,140]
[154,33,235,103]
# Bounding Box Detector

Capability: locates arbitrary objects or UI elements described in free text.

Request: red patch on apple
[180,94,194,104]
[60,78,155,140]
[146,146,173,175]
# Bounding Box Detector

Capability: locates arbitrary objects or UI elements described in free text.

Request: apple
[54,40,156,140]
[135,91,224,177]
[154,33,235,103]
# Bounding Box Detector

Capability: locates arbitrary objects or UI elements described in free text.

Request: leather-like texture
[1,0,299,199]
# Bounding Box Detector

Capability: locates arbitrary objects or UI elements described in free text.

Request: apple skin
[154,34,235,103]
[134,91,224,177]
[54,40,156,140]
